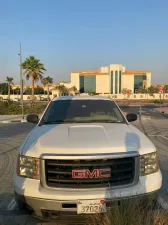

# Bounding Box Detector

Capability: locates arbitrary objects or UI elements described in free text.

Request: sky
[0,0,168,84]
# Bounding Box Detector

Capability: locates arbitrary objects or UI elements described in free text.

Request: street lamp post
[18,43,24,120]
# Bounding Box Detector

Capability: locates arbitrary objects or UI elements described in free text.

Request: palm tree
[6,77,14,100]
[22,56,46,101]
[56,84,68,96]
[68,86,77,95]
[41,78,48,96]
[71,86,77,92]
[42,76,53,100]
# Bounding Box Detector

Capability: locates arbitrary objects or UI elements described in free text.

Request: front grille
[45,157,136,188]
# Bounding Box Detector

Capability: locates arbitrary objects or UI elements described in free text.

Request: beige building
[71,64,151,94]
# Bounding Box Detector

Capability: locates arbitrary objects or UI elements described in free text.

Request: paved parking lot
[0,123,35,211]
[0,106,168,224]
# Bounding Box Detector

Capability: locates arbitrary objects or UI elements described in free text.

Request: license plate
[77,199,106,214]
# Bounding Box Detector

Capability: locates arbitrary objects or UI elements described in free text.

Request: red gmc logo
[72,169,111,179]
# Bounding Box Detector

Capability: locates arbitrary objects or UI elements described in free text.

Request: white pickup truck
[14,96,162,219]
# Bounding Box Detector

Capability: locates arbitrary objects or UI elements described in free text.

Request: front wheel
[14,193,32,214]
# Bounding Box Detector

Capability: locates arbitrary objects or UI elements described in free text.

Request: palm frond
[22,56,47,84]
[6,77,14,84]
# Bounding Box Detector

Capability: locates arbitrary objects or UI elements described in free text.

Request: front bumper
[14,170,162,218]
[15,191,159,218]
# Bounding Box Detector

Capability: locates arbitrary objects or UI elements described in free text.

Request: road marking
[6,198,17,210]
[0,138,11,139]
[158,195,168,209]
[149,135,168,140]
[0,120,26,123]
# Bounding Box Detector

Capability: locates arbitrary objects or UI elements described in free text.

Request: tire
[14,192,33,214]
[17,200,26,210]
[16,200,32,213]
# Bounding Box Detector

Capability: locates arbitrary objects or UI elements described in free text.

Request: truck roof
[52,95,113,102]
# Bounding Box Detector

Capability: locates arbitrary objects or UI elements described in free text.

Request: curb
[0,119,27,123]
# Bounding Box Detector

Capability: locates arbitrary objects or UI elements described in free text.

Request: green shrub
[24,104,47,114]
[0,102,8,114]
[0,102,47,115]
[7,104,21,114]
[153,100,164,104]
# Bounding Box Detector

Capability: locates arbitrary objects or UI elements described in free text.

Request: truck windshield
[41,100,126,124]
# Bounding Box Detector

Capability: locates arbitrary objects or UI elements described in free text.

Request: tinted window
[42,100,126,124]
[115,70,118,94]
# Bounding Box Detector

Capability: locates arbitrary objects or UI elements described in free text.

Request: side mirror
[126,113,137,122]
[26,114,39,124]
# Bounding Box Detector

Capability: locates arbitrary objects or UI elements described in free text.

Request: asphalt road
[0,106,168,224]
[0,123,35,211]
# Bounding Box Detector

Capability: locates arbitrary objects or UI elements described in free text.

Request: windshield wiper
[42,120,124,125]
[72,120,124,123]
[42,121,62,124]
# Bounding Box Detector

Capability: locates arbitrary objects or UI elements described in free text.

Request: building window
[79,76,96,93]
[134,75,146,93]
[79,76,84,93]
[115,71,118,94]
[84,76,96,93]
[119,71,122,93]
[111,71,113,94]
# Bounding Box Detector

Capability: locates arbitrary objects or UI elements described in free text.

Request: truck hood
[21,123,156,157]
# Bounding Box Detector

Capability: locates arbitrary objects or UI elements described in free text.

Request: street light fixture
[18,42,24,120]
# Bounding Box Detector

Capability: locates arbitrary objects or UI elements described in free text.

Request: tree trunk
[163,90,165,100]
[8,83,10,100]
[32,78,35,99]
[47,85,50,101]
[31,78,35,107]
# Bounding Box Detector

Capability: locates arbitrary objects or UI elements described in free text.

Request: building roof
[79,72,109,76]
[72,69,151,76]
[123,70,151,75]
[71,69,109,76]
[71,70,100,73]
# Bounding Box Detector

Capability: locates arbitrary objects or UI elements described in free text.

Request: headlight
[140,152,159,176]
[17,155,40,179]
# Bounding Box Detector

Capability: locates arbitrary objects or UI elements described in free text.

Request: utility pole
[160,92,162,110]
[19,43,24,119]
[159,86,163,112]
